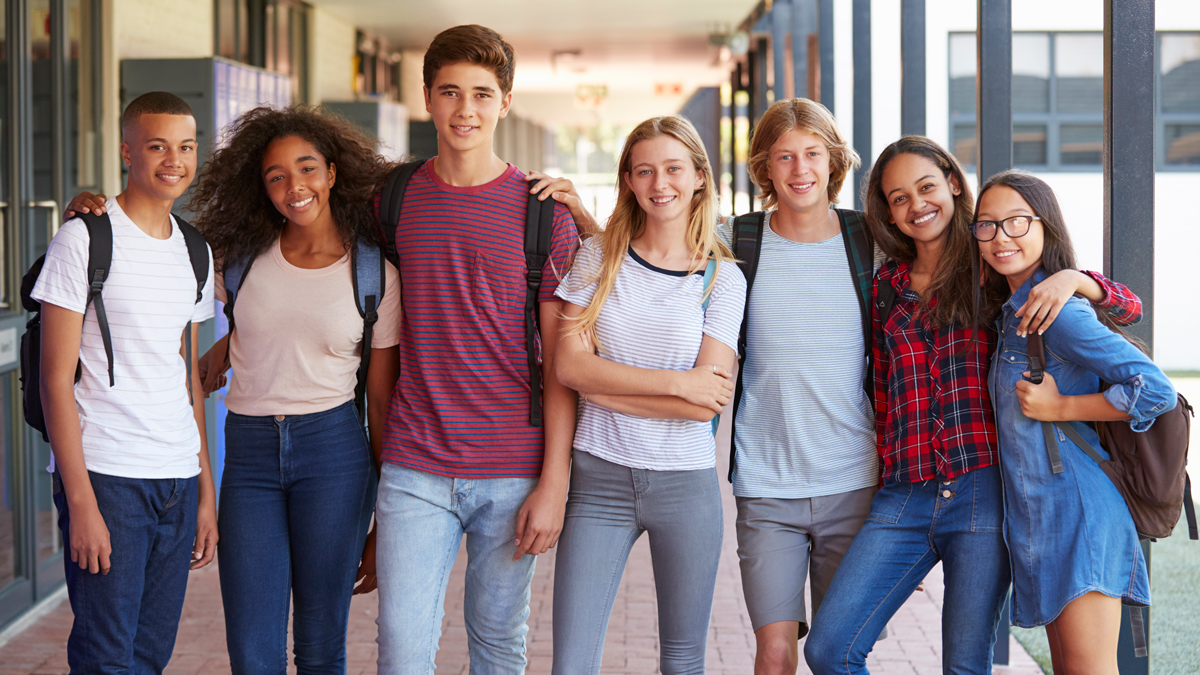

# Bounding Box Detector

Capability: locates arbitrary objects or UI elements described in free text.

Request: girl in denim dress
[974,171,1176,675]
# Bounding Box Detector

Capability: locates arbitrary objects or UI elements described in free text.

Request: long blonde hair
[566,115,733,340]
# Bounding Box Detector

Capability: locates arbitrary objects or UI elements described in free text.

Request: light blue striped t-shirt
[720,212,879,498]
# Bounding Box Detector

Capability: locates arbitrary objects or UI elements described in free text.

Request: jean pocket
[866,482,914,524]
[970,466,1004,533]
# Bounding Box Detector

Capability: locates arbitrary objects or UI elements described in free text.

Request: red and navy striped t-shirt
[377,161,578,478]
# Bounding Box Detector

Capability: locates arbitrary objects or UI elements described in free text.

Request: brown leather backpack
[1028,333,1197,541]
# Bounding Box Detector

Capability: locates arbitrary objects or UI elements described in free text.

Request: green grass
[1010,510,1200,674]
[1164,371,1200,379]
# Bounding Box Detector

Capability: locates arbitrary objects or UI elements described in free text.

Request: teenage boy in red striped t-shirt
[368,25,578,674]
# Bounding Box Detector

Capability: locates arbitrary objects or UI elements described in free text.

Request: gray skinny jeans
[551,450,723,675]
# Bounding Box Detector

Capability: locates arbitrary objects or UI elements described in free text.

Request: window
[948,32,1101,171]
[1159,33,1200,166]
[214,0,308,102]
[355,32,401,101]
[950,31,1200,171]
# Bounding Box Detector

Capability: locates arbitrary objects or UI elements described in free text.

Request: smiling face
[622,135,704,228]
[976,184,1046,292]
[425,61,513,156]
[261,135,336,229]
[120,113,198,202]
[880,152,962,249]
[767,128,832,214]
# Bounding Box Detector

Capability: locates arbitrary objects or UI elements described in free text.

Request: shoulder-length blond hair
[747,98,860,209]
[566,115,733,340]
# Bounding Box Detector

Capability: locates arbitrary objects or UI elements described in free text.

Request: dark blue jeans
[54,471,198,675]
[217,401,376,675]
[804,466,1011,675]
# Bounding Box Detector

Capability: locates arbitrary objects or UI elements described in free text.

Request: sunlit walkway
[0,421,1044,675]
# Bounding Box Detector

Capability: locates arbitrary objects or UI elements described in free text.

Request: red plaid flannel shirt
[871,262,1142,484]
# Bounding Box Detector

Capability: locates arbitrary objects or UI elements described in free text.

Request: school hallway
[0,416,1044,675]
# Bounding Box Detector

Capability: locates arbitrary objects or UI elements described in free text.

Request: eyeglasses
[969,215,1042,242]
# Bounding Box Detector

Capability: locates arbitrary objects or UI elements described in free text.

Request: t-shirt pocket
[471,251,518,313]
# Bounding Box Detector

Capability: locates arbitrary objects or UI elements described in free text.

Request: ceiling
[308,0,761,125]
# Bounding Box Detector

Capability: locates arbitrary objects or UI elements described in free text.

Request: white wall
[114,0,214,59]
[831,0,1200,369]
[309,6,357,104]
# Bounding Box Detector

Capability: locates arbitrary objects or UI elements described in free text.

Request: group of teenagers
[37,20,1178,675]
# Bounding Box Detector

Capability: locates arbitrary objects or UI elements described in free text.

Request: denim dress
[987,270,1176,627]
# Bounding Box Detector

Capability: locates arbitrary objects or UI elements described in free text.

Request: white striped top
[556,237,747,471]
[720,212,879,498]
[32,198,214,479]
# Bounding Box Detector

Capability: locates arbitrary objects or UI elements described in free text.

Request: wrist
[667,371,683,398]
[1052,395,1073,422]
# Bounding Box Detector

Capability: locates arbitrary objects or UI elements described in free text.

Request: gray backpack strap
[351,241,385,420]
[1026,333,1064,474]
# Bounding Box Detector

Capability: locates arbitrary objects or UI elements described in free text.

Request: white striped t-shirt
[556,237,747,471]
[719,211,879,498]
[32,198,215,479]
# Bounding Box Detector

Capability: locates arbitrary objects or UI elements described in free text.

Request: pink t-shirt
[216,239,401,416]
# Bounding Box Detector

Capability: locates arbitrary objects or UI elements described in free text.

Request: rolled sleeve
[1045,298,1176,431]
[1082,270,1142,326]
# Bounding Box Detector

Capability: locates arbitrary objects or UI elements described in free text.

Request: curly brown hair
[188,105,399,271]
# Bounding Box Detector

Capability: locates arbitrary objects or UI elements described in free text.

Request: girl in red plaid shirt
[804,137,1141,675]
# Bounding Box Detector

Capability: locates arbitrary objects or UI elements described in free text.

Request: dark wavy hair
[863,136,979,329]
[188,105,398,271]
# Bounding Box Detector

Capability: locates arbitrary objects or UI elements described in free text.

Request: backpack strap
[1129,605,1148,658]
[1026,333,1065,474]
[837,209,878,399]
[701,256,720,437]
[351,240,385,420]
[1185,474,1198,540]
[874,274,899,355]
[173,214,209,406]
[79,212,115,387]
[378,160,425,264]
[221,256,254,333]
[523,180,557,427]
[727,212,766,482]
[174,214,209,304]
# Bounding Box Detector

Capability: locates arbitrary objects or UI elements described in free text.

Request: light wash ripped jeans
[375,462,539,675]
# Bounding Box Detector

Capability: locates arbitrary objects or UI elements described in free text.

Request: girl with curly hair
[67,105,403,674]
[193,105,404,675]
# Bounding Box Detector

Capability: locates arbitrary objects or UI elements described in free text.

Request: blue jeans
[804,465,1011,675]
[54,471,198,675]
[374,462,539,675]
[551,451,722,675]
[218,401,376,675]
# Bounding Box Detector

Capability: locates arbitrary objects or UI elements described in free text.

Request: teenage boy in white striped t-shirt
[35,92,216,675]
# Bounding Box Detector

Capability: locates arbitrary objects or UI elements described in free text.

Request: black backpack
[726,209,878,482]
[377,159,557,427]
[20,212,210,441]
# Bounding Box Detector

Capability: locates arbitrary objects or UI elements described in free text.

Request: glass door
[0,0,101,629]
